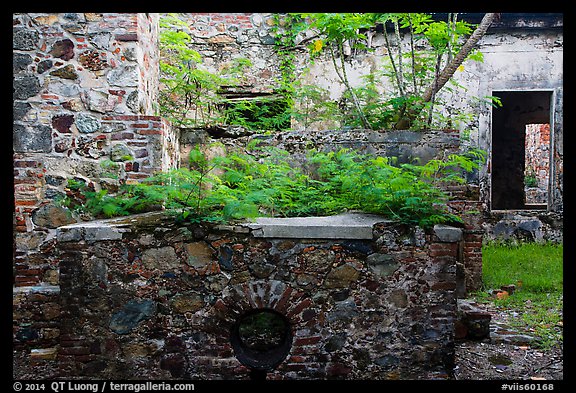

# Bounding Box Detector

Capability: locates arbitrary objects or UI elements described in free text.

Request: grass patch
[482,242,563,293]
[473,241,563,349]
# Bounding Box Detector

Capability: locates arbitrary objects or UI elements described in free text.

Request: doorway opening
[491,91,552,210]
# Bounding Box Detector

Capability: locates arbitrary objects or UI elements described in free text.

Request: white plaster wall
[293,29,563,139]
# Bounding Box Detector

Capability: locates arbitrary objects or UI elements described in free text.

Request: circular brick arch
[207,280,319,372]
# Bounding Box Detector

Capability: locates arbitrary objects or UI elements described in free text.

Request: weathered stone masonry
[13,13,178,288]
[51,212,460,379]
[13,12,562,379]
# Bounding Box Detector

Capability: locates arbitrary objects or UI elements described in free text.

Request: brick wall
[525,123,550,204]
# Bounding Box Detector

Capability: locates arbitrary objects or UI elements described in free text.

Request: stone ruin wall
[162,12,564,244]
[12,12,562,379]
[13,13,179,289]
[11,15,485,377]
[21,212,462,380]
[12,12,483,293]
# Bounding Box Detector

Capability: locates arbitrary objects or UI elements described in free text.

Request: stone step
[456,299,536,345]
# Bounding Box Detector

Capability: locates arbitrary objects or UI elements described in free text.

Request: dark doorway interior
[491,91,552,210]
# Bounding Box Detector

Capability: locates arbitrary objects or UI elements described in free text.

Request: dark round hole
[230,308,292,372]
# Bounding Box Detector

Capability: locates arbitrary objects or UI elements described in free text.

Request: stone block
[13,53,32,73]
[366,253,399,278]
[324,264,360,289]
[75,113,101,134]
[185,242,214,269]
[247,213,389,239]
[84,226,124,241]
[109,299,156,335]
[32,205,76,229]
[56,227,83,242]
[433,224,463,242]
[142,246,180,270]
[13,75,41,100]
[13,28,39,50]
[13,124,52,153]
[107,64,139,87]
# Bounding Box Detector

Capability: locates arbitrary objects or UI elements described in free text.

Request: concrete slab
[245,212,391,239]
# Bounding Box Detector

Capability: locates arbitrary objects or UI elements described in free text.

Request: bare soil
[454,301,563,381]
[454,340,563,380]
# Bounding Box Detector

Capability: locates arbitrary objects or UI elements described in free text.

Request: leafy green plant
[286,12,498,131]
[525,171,539,188]
[302,13,375,129]
[158,14,252,128]
[221,97,291,131]
[290,83,341,129]
[62,145,485,229]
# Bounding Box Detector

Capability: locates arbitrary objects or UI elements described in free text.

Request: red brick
[137,129,163,135]
[13,160,42,168]
[115,33,138,41]
[59,346,90,356]
[13,178,39,185]
[101,115,139,121]
[288,355,306,363]
[15,200,40,207]
[274,286,293,313]
[429,243,457,257]
[283,363,306,371]
[294,336,321,346]
[14,276,40,285]
[214,299,228,313]
[464,241,482,248]
[132,123,151,129]
[111,132,135,140]
[242,284,257,308]
[431,281,456,291]
[126,173,150,180]
[60,334,86,341]
[17,268,41,276]
[60,340,86,347]
[287,298,312,318]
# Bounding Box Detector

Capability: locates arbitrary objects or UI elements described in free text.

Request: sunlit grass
[473,242,563,349]
[482,242,563,293]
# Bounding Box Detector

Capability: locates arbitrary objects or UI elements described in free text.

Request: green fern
[66,146,485,228]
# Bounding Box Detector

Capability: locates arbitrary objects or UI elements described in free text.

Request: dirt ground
[453,301,563,381]
[454,340,563,380]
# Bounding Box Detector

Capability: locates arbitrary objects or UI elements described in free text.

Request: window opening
[218,90,291,131]
[230,308,292,378]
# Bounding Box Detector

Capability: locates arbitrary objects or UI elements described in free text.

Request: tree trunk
[394,12,499,129]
